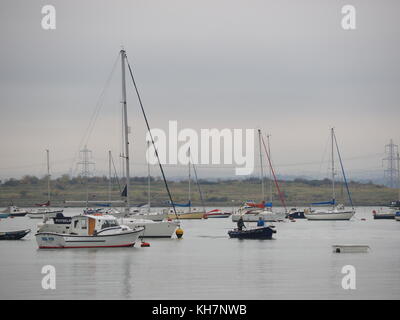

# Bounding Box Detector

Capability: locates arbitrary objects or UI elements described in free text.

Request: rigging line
[333,131,354,209]
[260,134,287,212]
[189,149,206,213]
[69,53,120,175]
[125,54,178,219]
[110,152,122,194]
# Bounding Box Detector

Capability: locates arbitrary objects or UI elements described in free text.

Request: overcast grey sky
[0,0,399,181]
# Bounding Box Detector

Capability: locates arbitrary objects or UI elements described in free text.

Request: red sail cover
[35,201,50,207]
[246,201,265,208]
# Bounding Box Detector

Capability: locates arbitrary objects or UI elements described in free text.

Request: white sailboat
[110,49,179,237]
[28,150,64,219]
[304,128,355,221]
[232,130,286,222]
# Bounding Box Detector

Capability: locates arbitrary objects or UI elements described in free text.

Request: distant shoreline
[0,176,398,207]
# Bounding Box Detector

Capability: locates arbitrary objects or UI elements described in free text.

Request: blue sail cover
[264,202,273,207]
[311,199,336,205]
[168,201,191,207]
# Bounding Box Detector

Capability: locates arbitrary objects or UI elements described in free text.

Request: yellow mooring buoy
[175,227,184,239]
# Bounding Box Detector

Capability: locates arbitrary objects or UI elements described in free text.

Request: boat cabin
[68,215,121,236]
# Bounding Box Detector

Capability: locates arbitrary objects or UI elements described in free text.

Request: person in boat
[257,216,265,227]
[237,216,245,231]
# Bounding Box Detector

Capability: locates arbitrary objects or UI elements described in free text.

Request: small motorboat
[1,206,29,217]
[35,214,144,249]
[0,213,10,219]
[0,229,31,240]
[228,226,276,240]
[286,208,306,219]
[395,211,400,221]
[204,209,231,218]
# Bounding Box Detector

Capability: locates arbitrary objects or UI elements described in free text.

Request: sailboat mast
[46,149,50,203]
[397,151,400,201]
[147,141,151,213]
[258,129,265,201]
[121,49,130,212]
[188,147,191,213]
[331,128,335,206]
[108,150,112,202]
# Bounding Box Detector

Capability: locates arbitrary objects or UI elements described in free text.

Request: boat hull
[121,219,179,238]
[287,211,306,219]
[9,212,28,217]
[395,212,400,221]
[0,213,10,219]
[228,226,276,239]
[0,229,31,240]
[206,213,231,218]
[304,210,355,221]
[373,213,395,220]
[167,212,206,219]
[129,212,167,221]
[35,229,142,249]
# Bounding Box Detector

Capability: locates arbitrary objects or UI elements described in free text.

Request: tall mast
[46,149,50,203]
[257,129,265,201]
[147,140,151,212]
[121,49,130,212]
[267,133,272,204]
[397,151,400,201]
[331,128,335,206]
[108,150,112,202]
[188,147,191,213]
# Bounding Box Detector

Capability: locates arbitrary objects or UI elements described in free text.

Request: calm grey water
[0,207,399,300]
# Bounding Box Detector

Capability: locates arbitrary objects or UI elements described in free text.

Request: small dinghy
[0,229,31,240]
[332,245,370,253]
[286,208,306,219]
[228,226,276,240]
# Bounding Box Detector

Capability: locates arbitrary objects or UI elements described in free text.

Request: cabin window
[81,219,87,229]
[101,220,118,229]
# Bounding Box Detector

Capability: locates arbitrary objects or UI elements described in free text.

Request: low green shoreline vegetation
[0,175,396,207]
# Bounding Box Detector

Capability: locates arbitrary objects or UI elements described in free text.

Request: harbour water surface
[0,207,399,299]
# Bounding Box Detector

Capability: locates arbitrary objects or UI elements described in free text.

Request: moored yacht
[304,128,355,221]
[35,214,143,248]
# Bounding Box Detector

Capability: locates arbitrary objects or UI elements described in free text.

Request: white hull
[395,215,400,221]
[332,245,370,253]
[305,210,355,221]
[121,218,179,238]
[129,212,167,221]
[232,211,286,222]
[35,228,143,248]
[28,209,63,219]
